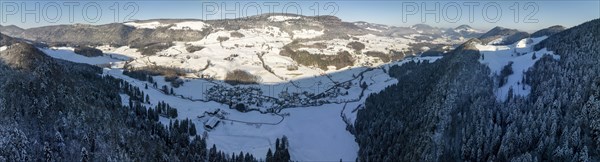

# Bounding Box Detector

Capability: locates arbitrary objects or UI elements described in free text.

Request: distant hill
[479,26,530,45]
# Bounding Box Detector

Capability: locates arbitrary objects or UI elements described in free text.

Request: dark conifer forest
[355,19,600,161]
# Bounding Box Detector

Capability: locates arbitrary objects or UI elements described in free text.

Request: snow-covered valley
[36,22,444,160]
[6,13,578,161]
[43,46,440,160]
[0,1,597,160]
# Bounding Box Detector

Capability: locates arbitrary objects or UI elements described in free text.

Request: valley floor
[42,45,440,161]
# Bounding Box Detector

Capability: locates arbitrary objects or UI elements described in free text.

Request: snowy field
[113,25,433,83]
[477,36,560,101]
[105,67,367,161]
[268,16,301,22]
[41,47,122,66]
[124,21,171,29]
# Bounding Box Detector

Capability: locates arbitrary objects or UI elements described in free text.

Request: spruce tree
[266,149,273,162]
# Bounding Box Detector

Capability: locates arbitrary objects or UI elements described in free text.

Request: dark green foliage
[0,44,162,161]
[355,19,600,161]
[355,40,493,161]
[186,45,205,53]
[531,25,566,38]
[408,42,448,56]
[280,46,354,70]
[346,41,365,52]
[266,149,273,162]
[168,107,178,118]
[234,103,247,112]
[189,122,197,136]
[122,65,189,88]
[365,51,391,63]
[217,36,230,42]
[217,36,229,46]
[224,70,261,85]
[230,31,245,38]
[479,27,530,45]
[73,47,103,57]
[499,61,514,87]
[147,75,154,83]
[360,81,368,89]
[162,85,169,94]
[132,42,173,56]
[266,136,290,162]
[0,40,267,161]
[155,101,178,118]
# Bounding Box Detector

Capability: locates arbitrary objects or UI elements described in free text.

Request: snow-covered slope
[124,21,170,29]
[292,29,324,39]
[477,36,560,101]
[41,47,121,66]
[169,21,210,30]
[268,16,301,22]
[453,25,482,33]
[124,21,210,31]
[113,24,439,84]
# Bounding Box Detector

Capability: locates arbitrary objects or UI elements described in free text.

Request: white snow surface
[477,36,560,101]
[96,45,144,60]
[487,36,506,45]
[365,27,382,32]
[41,47,121,66]
[0,46,6,52]
[268,16,301,22]
[124,21,170,29]
[292,29,324,39]
[454,27,480,33]
[124,21,210,31]
[169,21,210,31]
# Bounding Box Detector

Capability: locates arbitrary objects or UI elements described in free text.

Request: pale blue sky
[1,0,598,32]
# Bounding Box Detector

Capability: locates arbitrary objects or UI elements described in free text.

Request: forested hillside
[0,35,290,161]
[355,19,600,161]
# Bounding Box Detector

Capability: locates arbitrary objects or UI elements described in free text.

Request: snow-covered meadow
[477,36,560,101]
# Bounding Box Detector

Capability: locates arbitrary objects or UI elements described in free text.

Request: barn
[204,117,220,130]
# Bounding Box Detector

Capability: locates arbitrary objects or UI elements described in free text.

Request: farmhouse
[206,108,221,116]
[204,117,220,130]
